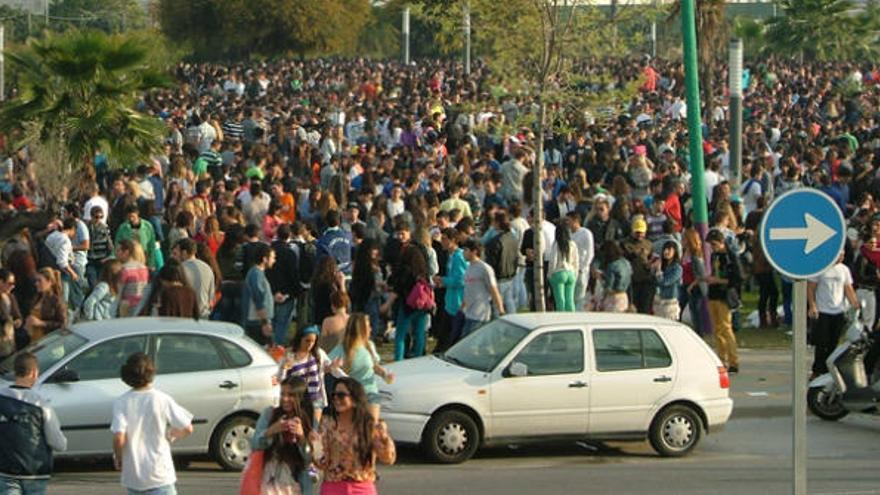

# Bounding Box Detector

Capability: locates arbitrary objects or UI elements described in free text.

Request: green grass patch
[734,326,791,349]
[734,286,791,349]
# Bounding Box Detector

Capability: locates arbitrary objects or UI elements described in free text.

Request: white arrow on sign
[768,213,836,255]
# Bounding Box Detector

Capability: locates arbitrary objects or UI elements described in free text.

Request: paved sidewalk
[730,348,806,418]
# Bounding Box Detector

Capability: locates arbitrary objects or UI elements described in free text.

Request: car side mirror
[507,362,528,378]
[49,368,80,384]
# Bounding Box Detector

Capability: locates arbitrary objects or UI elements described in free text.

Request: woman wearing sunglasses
[317,377,395,495]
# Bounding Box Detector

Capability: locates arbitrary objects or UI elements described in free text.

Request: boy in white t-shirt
[111,353,193,495]
[807,254,859,378]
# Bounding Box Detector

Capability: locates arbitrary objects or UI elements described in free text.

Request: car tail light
[718,366,730,389]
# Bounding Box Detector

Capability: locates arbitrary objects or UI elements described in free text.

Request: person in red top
[11,184,34,211]
[194,216,224,256]
[642,63,658,92]
[662,176,684,233]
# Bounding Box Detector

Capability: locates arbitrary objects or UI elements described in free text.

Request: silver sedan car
[0,317,278,470]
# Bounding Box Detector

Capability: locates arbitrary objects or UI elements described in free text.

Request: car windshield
[442,319,529,372]
[0,330,88,381]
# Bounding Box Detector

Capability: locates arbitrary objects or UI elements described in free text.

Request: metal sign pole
[729,39,744,190]
[402,7,410,65]
[760,189,846,495]
[793,279,807,495]
[464,1,471,76]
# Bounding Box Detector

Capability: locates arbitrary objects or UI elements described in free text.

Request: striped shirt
[222,120,244,141]
[197,150,222,169]
[117,261,149,317]
[278,349,334,405]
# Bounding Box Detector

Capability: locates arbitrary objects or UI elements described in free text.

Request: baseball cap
[632,218,648,233]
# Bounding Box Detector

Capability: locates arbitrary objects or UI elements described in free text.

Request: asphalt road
[48,350,880,495]
[50,415,880,495]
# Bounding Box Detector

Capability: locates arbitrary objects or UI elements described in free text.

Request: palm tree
[0,29,170,173]
[669,0,727,129]
[766,0,880,62]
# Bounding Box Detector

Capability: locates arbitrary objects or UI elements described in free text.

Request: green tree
[420,0,637,309]
[765,0,880,62]
[0,5,35,44]
[50,0,148,33]
[0,29,171,182]
[157,0,370,60]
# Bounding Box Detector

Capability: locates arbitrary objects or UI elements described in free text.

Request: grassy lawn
[733,286,791,350]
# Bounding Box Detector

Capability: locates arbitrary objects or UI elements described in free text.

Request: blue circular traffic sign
[759,188,845,280]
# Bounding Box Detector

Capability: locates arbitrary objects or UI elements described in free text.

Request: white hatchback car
[0,317,279,470]
[380,313,732,463]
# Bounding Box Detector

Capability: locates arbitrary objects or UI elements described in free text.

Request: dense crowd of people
[2,56,880,363]
[2,54,880,492]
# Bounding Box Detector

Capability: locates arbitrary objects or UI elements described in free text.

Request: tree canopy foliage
[0,0,145,45]
[764,0,880,62]
[0,29,171,170]
[157,0,371,60]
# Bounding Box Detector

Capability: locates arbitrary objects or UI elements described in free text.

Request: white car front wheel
[422,409,480,464]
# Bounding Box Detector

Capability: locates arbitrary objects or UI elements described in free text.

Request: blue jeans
[0,476,48,495]
[394,307,428,361]
[782,278,793,326]
[127,485,176,495]
[272,298,296,346]
[497,279,518,315]
[85,261,102,290]
[364,296,384,340]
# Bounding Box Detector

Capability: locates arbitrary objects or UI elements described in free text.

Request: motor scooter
[807,311,880,420]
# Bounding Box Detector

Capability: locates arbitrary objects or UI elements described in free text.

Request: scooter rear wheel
[807,387,849,421]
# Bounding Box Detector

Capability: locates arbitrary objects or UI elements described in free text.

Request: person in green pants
[548,219,579,312]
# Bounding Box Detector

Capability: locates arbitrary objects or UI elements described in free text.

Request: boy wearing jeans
[111,353,193,495]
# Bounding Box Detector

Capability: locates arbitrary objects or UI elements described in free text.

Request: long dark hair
[661,241,681,270]
[289,327,320,364]
[269,376,314,478]
[311,255,339,287]
[350,238,378,309]
[326,377,375,468]
[139,259,197,319]
[555,219,573,263]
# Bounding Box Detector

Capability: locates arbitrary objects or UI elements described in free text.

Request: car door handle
[653,375,672,383]
[568,381,588,388]
[219,381,239,389]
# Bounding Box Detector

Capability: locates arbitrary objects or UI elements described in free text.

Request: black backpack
[295,240,317,289]
[485,234,505,277]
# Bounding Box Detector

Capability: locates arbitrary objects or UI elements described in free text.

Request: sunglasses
[331,391,351,401]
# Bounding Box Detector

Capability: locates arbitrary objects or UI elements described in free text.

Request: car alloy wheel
[211,415,256,471]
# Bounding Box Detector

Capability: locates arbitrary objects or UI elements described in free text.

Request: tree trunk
[533,101,547,312]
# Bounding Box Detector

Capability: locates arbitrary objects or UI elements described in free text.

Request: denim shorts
[367,392,382,405]
[127,484,177,495]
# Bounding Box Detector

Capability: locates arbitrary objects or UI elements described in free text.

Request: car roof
[502,312,680,329]
[70,317,245,341]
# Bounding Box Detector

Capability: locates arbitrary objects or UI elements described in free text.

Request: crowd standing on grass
[4,55,880,491]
